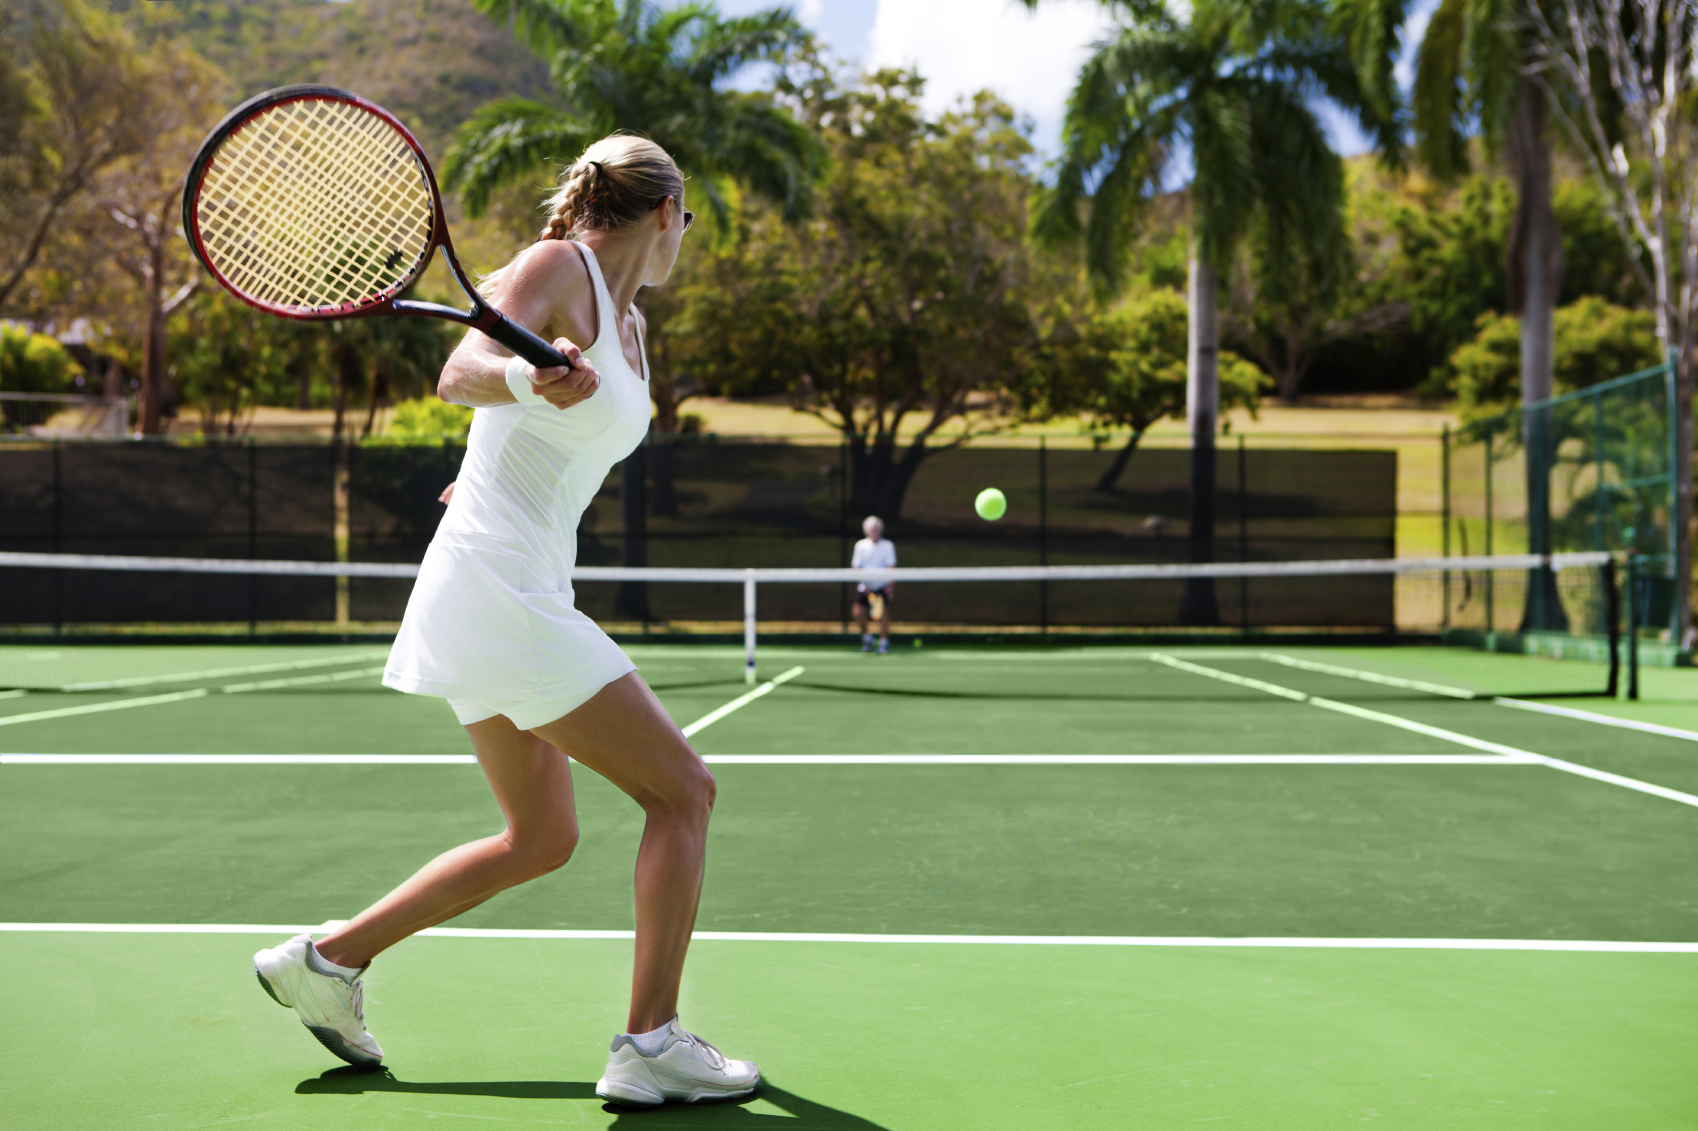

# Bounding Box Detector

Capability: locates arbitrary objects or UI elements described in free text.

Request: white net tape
[194,97,434,311]
[0,551,1613,581]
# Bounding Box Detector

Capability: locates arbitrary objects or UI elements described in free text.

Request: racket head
[184,85,445,321]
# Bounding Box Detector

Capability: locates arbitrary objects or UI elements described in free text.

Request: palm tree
[1027,0,1395,623]
[1343,0,1568,626]
[443,0,821,226]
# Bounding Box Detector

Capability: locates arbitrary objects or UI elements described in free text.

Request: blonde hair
[479,135,683,296]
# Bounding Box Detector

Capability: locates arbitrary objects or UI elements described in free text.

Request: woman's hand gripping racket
[183,84,575,382]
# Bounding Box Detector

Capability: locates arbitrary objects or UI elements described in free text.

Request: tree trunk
[1096,427,1149,493]
[1507,77,1567,632]
[1181,244,1221,625]
[137,236,168,435]
[1676,349,1694,649]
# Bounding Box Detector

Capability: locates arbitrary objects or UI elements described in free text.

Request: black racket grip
[482,310,571,368]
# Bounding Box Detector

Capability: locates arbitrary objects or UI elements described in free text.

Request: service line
[680,666,804,738]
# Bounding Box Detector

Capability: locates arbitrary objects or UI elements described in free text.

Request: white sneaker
[860,636,874,652]
[596,1019,759,1106]
[253,933,383,1065]
[877,639,889,654]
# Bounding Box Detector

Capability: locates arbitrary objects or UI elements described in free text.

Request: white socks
[628,1018,675,1056]
[307,942,364,984]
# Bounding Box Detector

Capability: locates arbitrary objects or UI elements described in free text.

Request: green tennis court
[4,642,1696,1129]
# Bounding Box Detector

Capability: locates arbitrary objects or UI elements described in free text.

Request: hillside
[98,0,555,160]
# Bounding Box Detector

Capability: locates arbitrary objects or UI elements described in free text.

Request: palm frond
[1463,0,1522,153]
[441,97,598,216]
[1413,0,1470,177]
[686,9,811,85]
[1330,0,1408,123]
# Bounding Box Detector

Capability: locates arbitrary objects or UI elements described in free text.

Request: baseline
[1,922,1693,952]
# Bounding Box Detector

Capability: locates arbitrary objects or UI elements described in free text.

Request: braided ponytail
[538,160,603,242]
[477,136,682,298]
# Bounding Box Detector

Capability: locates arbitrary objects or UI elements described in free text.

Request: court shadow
[603,1080,890,1127]
[297,1069,889,1126]
[297,1066,598,1100]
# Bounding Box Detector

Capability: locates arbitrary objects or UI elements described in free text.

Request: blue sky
[707,0,1444,168]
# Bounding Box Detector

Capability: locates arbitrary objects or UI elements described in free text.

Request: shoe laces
[348,978,365,1024]
[679,1029,727,1070]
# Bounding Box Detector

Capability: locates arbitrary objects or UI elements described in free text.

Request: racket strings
[194,97,434,312]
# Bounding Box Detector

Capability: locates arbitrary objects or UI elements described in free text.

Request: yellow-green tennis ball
[975,488,1007,521]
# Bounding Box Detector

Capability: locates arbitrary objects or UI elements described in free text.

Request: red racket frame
[183,85,568,368]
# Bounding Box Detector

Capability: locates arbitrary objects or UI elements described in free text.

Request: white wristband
[504,355,547,406]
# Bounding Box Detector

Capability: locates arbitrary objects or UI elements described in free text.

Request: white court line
[1257,652,1477,698]
[1151,654,1698,810]
[1498,697,1698,743]
[0,921,1692,952]
[60,651,391,692]
[220,665,388,693]
[680,666,804,738]
[0,664,389,730]
[0,753,479,765]
[0,752,1536,766]
[696,754,1532,765]
[0,689,209,728]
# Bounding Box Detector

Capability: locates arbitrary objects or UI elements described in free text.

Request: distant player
[851,515,896,653]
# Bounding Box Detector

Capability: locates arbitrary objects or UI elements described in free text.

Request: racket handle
[481,311,571,369]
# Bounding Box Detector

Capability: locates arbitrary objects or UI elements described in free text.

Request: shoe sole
[255,966,289,1008]
[596,1076,757,1106]
[306,1023,382,1066]
[256,963,381,1067]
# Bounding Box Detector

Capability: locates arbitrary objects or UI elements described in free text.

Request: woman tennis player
[253,136,757,1107]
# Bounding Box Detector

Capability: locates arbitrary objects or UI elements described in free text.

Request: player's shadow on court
[298,1068,890,1127]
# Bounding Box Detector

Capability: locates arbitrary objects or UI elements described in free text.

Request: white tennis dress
[384,243,648,729]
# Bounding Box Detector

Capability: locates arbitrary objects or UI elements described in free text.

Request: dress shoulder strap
[568,241,617,340]
[630,306,650,382]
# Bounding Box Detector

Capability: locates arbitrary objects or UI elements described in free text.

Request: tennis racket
[183,84,569,368]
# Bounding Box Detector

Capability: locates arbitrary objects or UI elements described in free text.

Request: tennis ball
[975,487,1007,521]
[913,637,923,649]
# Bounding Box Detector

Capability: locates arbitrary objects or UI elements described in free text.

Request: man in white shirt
[851,515,897,653]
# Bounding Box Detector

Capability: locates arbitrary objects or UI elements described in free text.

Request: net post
[1627,551,1640,700]
[1604,556,1619,698]
[51,438,63,636]
[1039,436,1048,635]
[1441,424,1450,629]
[1483,425,1495,643]
[248,436,258,635]
[743,569,757,684]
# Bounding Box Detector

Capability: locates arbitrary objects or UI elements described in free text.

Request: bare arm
[437,241,603,410]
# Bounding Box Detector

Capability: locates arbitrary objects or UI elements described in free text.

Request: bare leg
[316,721,578,969]
[877,597,891,643]
[854,599,868,638]
[529,673,715,1034]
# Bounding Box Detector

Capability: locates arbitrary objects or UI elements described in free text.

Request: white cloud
[867,0,1117,156]
[796,0,826,25]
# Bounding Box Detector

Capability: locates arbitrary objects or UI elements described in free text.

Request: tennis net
[0,550,1624,695]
